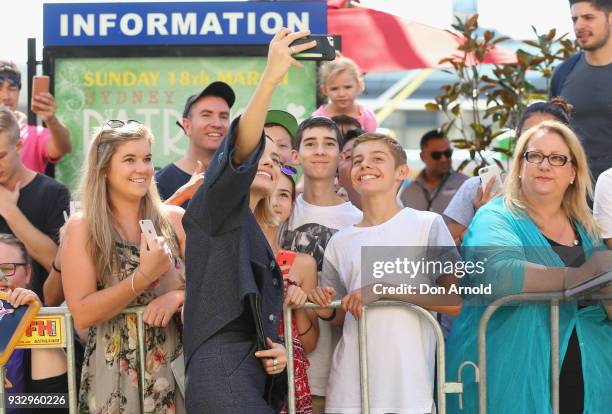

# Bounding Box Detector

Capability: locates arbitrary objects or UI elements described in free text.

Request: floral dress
[276,250,312,414]
[78,240,185,414]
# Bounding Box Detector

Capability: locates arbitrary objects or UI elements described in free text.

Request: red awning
[328,7,517,73]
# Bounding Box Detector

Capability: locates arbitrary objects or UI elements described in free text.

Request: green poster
[53,57,317,191]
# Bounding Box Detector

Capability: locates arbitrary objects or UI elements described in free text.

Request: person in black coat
[182,29,318,413]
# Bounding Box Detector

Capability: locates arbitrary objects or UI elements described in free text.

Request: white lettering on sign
[223,12,244,35]
[199,12,222,35]
[59,11,314,37]
[99,14,117,36]
[171,12,197,35]
[121,13,144,36]
[74,14,95,36]
[148,13,169,35]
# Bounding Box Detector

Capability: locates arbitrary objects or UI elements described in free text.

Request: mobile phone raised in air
[31,75,50,98]
[478,165,503,195]
[289,35,336,61]
[139,219,158,250]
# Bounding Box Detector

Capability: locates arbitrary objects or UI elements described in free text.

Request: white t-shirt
[321,208,455,414]
[281,194,362,396]
[594,167,612,239]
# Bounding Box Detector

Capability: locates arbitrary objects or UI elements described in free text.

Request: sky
[1,0,575,67]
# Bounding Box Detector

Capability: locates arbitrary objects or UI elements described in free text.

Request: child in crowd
[309,133,461,414]
[1,233,68,414]
[265,109,299,166]
[280,116,362,413]
[61,121,186,413]
[263,169,319,414]
[313,57,378,132]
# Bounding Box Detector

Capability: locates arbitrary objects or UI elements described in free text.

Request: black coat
[182,119,284,369]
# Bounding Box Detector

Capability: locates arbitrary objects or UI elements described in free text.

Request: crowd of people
[1,1,612,413]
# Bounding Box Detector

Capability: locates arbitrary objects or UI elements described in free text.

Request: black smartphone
[289,35,336,61]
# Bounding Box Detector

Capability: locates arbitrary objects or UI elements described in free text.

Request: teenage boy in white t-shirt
[281,116,362,413]
[309,133,461,414]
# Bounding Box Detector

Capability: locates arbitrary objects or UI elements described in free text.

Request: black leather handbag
[248,293,288,412]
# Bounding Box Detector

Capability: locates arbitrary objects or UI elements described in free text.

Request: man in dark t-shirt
[552,1,612,181]
[155,81,235,208]
[0,106,69,300]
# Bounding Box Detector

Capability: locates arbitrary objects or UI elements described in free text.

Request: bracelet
[298,320,313,337]
[51,261,61,273]
[131,272,139,295]
[318,308,336,321]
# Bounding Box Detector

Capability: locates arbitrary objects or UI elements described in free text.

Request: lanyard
[417,172,451,211]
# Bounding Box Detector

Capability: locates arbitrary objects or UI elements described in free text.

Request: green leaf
[425,103,440,112]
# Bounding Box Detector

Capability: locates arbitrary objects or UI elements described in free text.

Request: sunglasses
[430,150,453,160]
[0,74,21,88]
[280,164,297,177]
[102,119,142,129]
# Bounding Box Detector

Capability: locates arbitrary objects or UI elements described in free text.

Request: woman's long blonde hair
[504,120,599,238]
[77,122,178,284]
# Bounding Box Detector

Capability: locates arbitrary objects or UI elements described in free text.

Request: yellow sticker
[16,316,65,348]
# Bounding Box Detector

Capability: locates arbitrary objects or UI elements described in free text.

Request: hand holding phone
[289,35,336,61]
[478,165,503,196]
[138,219,172,282]
[31,75,49,104]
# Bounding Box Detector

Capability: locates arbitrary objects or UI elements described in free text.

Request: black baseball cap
[182,81,235,118]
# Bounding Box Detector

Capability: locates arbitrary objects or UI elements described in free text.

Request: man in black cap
[155,81,235,207]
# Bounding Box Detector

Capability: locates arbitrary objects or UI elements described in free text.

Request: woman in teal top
[446,120,612,414]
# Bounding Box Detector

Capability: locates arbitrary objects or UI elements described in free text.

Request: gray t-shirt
[444,176,480,227]
[558,55,612,181]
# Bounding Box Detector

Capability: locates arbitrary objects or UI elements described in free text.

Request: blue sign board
[44,1,327,46]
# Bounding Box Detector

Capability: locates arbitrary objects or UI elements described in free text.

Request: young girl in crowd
[61,121,186,413]
[264,169,319,414]
[313,56,378,132]
[1,233,68,414]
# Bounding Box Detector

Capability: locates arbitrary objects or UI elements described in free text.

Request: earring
[570,180,574,184]
[518,175,522,179]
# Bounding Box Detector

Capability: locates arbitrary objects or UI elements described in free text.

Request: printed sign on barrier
[16,315,66,349]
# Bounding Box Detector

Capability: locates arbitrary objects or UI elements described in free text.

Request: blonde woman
[446,120,612,414]
[61,121,186,413]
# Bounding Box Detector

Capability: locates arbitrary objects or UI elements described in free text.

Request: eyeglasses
[523,151,573,167]
[430,150,453,160]
[280,164,297,177]
[0,74,21,88]
[0,263,27,276]
[102,119,142,130]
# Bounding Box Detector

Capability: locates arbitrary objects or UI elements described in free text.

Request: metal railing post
[358,305,370,414]
[63,312,78,413]
[135,309,147,411]
[283,305,296,414]
[0,365,5,414]
[550,300,560,414]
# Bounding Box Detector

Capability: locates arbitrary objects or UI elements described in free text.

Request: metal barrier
[452,291,612,414]
[1,306,148,414]
[283,300,463,414]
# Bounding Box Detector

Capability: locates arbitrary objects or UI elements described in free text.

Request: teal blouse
[445,197,611,414]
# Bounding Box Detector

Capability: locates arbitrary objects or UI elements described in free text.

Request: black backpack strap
[550,52,582,98]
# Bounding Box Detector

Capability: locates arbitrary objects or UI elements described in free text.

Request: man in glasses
[0,60,71,174]
[0,106,69,301]
[400,128,468,215]
[155,81,235,208]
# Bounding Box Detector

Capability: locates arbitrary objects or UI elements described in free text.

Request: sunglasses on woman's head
[0,74,21,88]
[102,119,142,130]
[430,150,453,160]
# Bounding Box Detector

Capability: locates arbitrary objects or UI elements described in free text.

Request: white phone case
[139,219,158,250]
[478,165,503,195]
